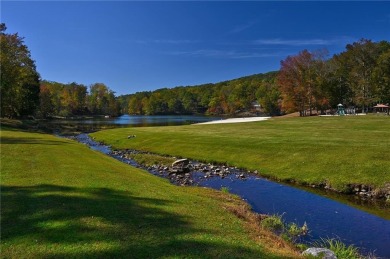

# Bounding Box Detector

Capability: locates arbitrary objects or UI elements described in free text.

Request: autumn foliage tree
[277,50,329,116]
[38,81,121,118]
[278,50,313,116]
[86,83,120,116]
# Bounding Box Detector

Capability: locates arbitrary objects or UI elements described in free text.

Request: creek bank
[67,133,253,187]
[284,179,390,202]
[108,145,389,202]
[109,148,251,187]
[70,134,390,258]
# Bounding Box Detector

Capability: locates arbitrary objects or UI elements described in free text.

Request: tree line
[278,39,390,116]
[1,23,120,118]
[39,81,121,118]
[1,21,389,119]
[119,72,279,116]
[122,39,390,116]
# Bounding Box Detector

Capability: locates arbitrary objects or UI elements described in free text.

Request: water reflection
[50,114,222,128]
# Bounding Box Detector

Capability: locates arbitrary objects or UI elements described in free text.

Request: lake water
[75,133,390,258]
[50,114,223,128]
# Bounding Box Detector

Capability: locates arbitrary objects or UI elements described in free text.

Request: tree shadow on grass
[0,136,71,145]
[1,184,275,258]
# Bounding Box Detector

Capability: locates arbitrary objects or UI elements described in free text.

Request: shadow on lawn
[0,136,71,145]
[1,184,272,258]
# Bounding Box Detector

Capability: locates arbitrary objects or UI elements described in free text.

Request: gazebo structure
[336,103,345,116]
[373,104,389,115]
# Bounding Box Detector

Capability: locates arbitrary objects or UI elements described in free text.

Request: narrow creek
[74,133,390,258]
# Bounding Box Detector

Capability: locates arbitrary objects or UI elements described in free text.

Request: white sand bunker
[195,117,271,125]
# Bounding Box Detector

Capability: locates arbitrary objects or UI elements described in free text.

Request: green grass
[0,126,298,258]
[91,115,390,192]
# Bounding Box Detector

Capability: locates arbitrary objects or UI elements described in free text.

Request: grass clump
[313,238,362,259]
[261,214,285,231]
[221,186,230,194]
[261,214,308,244]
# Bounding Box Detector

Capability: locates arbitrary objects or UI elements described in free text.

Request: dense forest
[1,21,389,118]
[118,72,279,116]
[39,81,121,118]
[122,39,390,117]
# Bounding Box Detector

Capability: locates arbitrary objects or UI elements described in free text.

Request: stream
[74,133,390,258]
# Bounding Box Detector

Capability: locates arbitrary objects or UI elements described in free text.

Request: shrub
[261,214,308,244]
[221,186,230,193]
[260,214,284,231]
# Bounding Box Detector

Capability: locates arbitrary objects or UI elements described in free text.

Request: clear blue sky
[2,1,390,95]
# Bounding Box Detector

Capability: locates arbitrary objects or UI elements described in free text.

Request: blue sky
[2,1,390,95]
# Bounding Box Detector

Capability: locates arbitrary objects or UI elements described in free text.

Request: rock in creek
[170,158,190,174]
[302,248,337,259]
[172,158,189,167]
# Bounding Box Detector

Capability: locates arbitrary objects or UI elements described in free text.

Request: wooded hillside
[118,72,279,116]
[1,20,389,118]
[121,39,390,116]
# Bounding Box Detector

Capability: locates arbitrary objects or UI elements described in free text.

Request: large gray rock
[172,158,189,167]
[170,159,190,174]
[302,248,337,259]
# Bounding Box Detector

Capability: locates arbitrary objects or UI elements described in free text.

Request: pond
[49,114,223,129]
[74,133,390,258]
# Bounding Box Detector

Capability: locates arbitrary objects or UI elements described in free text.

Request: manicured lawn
[0,126,298,258]
[91,115,390,192]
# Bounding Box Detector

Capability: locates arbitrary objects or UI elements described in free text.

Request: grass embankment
[0,126,298,258]
[91,115,390,193]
